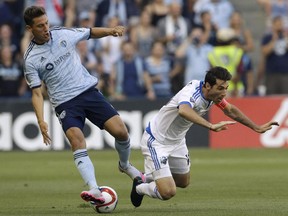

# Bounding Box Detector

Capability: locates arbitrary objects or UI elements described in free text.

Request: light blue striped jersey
[23,27,98,107]
[149,80,214,145]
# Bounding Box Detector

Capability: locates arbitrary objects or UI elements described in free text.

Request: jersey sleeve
[66,28,91,45]
[23,59,42,89]
[177,84,195,108]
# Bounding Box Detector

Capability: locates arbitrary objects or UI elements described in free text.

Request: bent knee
[159,188,176,200]
[176,181,190,188]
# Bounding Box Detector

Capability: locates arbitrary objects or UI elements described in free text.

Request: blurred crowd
[1,0,288,100]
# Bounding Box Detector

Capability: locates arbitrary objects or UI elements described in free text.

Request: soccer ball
[94,186,118,213]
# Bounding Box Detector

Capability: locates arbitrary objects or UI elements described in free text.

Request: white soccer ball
[94,186,118,213]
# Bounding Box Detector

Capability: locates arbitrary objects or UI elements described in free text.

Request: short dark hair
[204,67,232,87]
[24,6,46,26]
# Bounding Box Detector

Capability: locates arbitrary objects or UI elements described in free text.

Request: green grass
[0,149,288,216]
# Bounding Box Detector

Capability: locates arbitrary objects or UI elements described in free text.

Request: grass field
[1,148,288,216]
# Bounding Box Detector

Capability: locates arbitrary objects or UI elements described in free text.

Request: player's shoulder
[50,26,75,32]
[50,26,87,34]
[23,41,37,61]
[185,80,202,90]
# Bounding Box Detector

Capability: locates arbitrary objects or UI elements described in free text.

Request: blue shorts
[55,87,118,132]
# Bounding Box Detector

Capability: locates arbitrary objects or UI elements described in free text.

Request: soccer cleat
[118,162,146,182]
[130,176,144,207]
[80,188,105,205]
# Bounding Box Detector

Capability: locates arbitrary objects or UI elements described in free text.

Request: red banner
[209,96,288,148]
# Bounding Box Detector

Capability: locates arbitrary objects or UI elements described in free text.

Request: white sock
[115,138,130,169]
[73,149,98,190]
[144,173,154,183]
[136,181,163,200]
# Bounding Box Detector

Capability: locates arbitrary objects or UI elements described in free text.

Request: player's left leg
[172,172,190,188]
[169,139,191,188]
[104,114,143,180]
[85,89,143,180]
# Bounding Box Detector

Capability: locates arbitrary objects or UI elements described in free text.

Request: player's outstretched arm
[179,104,236,131]
[210,121,236,132]
[222,103,279,133]
[90,26,125,38]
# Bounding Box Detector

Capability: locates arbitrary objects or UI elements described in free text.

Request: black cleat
[130,176,144,207]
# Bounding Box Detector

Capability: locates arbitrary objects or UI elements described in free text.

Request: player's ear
[204,82,211,90]
[25,25,32,32]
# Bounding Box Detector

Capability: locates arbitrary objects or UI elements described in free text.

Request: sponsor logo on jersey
[54,52,71,66]
[45,63,54,70]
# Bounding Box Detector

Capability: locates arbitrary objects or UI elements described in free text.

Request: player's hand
[39,121,52,145]
[210,121,236,132]
[111,26,125,37]
[254,121,279,133]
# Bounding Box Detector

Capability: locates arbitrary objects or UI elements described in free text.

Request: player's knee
[176,180,190,188]
[114,129,129,141]
[159,187,176,200]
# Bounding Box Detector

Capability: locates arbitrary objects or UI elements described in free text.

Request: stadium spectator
[144,41,173,98]
[0,0,24,44]
[157,1,190,93]
[175,26,213,84]
[25,0,76,27]
[97,16,125,97]
[0,45,28,98]
[144,0,169,27]
[181,0,197,23]
[198,10,218,46]
[207,28,247,97]
[0,23,20,61]
[229,11,254,53]
[194,0,234,29]
[130,11,158,58]
[257,0,288,31]
[23,6,143,208]
[95,0,141,27]
[109,41,155,100]
[259,16,288,94]
[229,11,255,95]
[157,1,190,56]
[75,0,99,27]
[130,66,279,208]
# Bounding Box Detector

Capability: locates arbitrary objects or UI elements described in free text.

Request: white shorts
[140,131,191,180]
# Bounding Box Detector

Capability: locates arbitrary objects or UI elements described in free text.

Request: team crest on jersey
[45,63,54,70]
[60,40,67,47]
[159,156,168,165]
[59,110,66,119]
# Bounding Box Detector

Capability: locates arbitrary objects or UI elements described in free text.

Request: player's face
[27,15,50,44]
[207,79,229,103]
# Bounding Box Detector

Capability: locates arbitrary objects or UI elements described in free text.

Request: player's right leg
[65,127,105,205]
[130,131,176,207]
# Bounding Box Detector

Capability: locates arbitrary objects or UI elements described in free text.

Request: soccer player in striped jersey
[23,6,143,206]
[130,66,279,207]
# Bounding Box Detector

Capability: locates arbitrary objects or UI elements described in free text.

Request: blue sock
[115,138,130,169]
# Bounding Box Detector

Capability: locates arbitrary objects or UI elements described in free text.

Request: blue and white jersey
[23,27,98,107]
[149,80,213,145]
